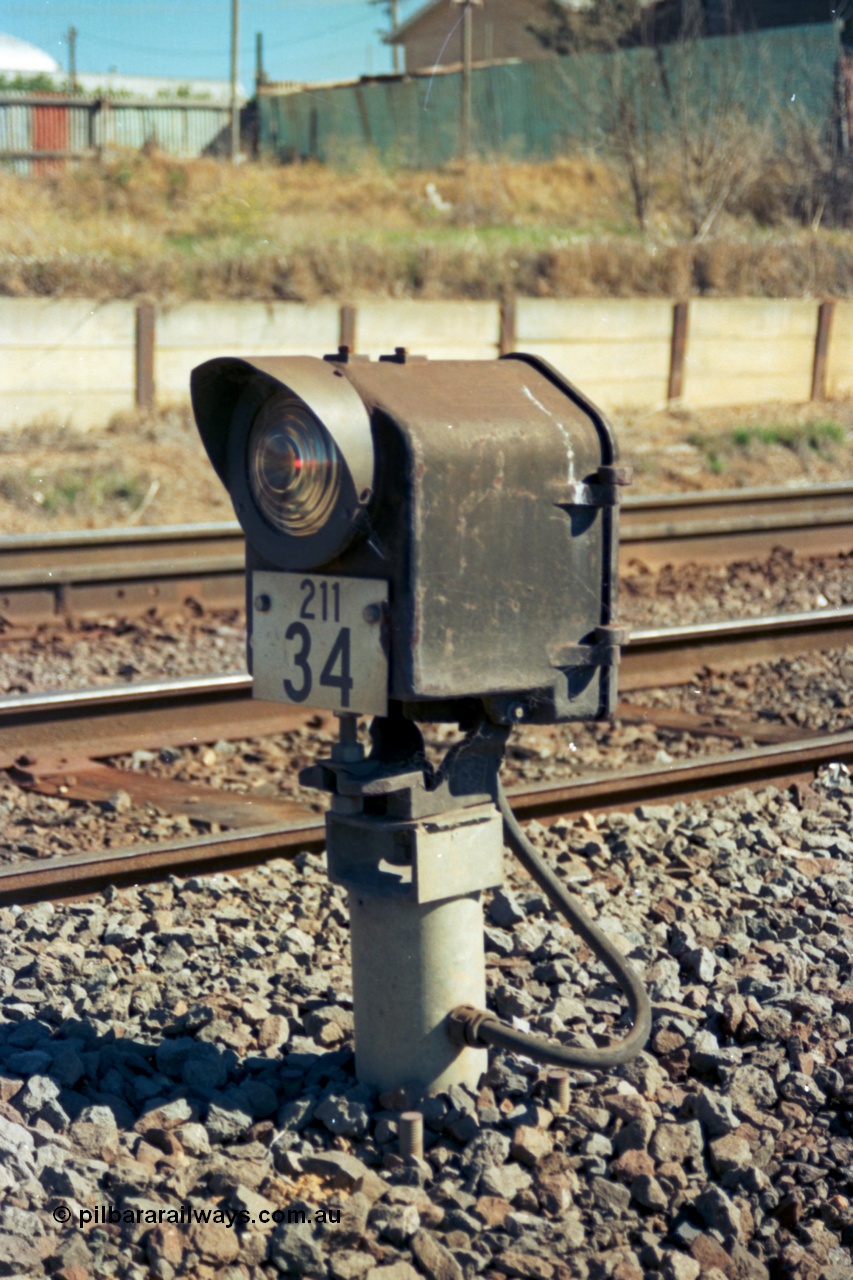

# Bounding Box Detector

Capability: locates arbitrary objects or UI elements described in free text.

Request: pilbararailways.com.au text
[53,1203,340,1230]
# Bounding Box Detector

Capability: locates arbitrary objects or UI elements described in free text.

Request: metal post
[547,1070,570,1114]
[339,304,358,352]
[499,294,517,356]
[230,0,240,164]
[399,1112,424,1159]
[326,798,503,1093]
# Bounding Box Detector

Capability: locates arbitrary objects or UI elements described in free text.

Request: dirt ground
[0,396,851,535]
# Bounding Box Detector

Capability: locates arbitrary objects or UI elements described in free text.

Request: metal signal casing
[190,351,626,725]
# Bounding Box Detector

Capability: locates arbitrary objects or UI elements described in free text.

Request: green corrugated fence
[259,23,841,166]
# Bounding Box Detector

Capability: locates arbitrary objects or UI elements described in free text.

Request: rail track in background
[2,604,852,902]
[2,482,852,624]
[3,606,852,774]
[3,727,852,907]
[2,486,852,904]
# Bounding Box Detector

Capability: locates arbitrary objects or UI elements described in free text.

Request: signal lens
[247,394,341,537]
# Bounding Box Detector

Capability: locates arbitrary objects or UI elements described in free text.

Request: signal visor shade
[248,394,341,538]
[190,356,376,572]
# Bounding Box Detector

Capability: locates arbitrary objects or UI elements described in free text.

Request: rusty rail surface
[2,483,853,622]
[2,729,851,906]
[3,607,852,771]
[620,482,853,568]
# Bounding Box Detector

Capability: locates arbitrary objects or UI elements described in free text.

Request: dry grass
[1,150,852,302]
[3,398,851,533]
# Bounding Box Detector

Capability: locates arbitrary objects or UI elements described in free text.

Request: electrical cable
[451,777,653,1070]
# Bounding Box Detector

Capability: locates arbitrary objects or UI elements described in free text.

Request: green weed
[688,419,846,475]
[0,468,149,516]
[729,420,845,454]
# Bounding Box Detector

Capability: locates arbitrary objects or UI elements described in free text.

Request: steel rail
[2,483,853,621]
[2,728,852,906]
[0,672,285,769]
[3,607,853,768]
[620,606,853,690]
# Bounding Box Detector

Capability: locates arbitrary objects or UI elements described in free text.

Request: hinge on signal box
[552,464,633,508]
[547,625,629,670]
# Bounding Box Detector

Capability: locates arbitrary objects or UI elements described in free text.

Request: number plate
[251,571,389,716]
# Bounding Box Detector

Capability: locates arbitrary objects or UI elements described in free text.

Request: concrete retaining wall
[0,299,136,427]
[515,299,673,410]
[154,302,340,404]
[684,299,818,407]
[0,296,844,429]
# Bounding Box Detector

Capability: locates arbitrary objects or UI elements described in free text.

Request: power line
[71,8,375,61]
[263,12,374,52]
[73,30,229,58]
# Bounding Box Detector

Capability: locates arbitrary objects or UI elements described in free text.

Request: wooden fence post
[499,295,516,356]
[135,302,156,411]
[811,300,836,401]
[339,303,357,353]
[667,300,689,402]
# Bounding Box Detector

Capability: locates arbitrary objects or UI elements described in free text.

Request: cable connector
[448,1005,496,1049]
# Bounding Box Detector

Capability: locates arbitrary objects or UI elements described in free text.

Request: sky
[2,0,423,88]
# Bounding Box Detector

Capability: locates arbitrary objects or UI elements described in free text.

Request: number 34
[283,622,354,708]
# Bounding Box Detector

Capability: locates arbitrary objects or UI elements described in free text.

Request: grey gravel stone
[205,1100,253,1143]
[315,1090,371,1138]
[410,1228,464,1280]
[779,1071,827,1108]
[4,722,853,1280]
[694,1185,742,1238]
[690,1087,739,1136]
[631,1173,670,1210]
[591,1177,632,1214]
[268,1217,325,1274]
[728,1066,778,1113]
[479,1163,533,1200]
[489,890,526,929]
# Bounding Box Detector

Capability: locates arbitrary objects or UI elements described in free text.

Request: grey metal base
[348,889,488,1093]
[327,801,503,1094]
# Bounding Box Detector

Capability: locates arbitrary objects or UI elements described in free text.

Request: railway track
[2,605,851,892]
[3,607,851,774]
[3,727,851,907]
[3,523,852,905]
[2,482,852,623]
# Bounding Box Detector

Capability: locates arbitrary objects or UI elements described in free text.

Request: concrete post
[348,888,488,1092]
[327,801,503,1094]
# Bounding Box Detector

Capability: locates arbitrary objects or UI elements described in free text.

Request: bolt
[362,603,382,624]
[508,702,526,723]
[547,1070,570,1114]
[331,713,364,764]
[399,1111,424,1160]
[254,594,272,613]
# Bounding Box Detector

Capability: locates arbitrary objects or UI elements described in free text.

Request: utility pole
[230,0,240,164]
[458,0,474,170]
[390,0,400,73]
[68,25,77,91]
[255,31,265,91]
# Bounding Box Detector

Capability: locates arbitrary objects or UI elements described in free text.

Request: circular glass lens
[247,394,341,537]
